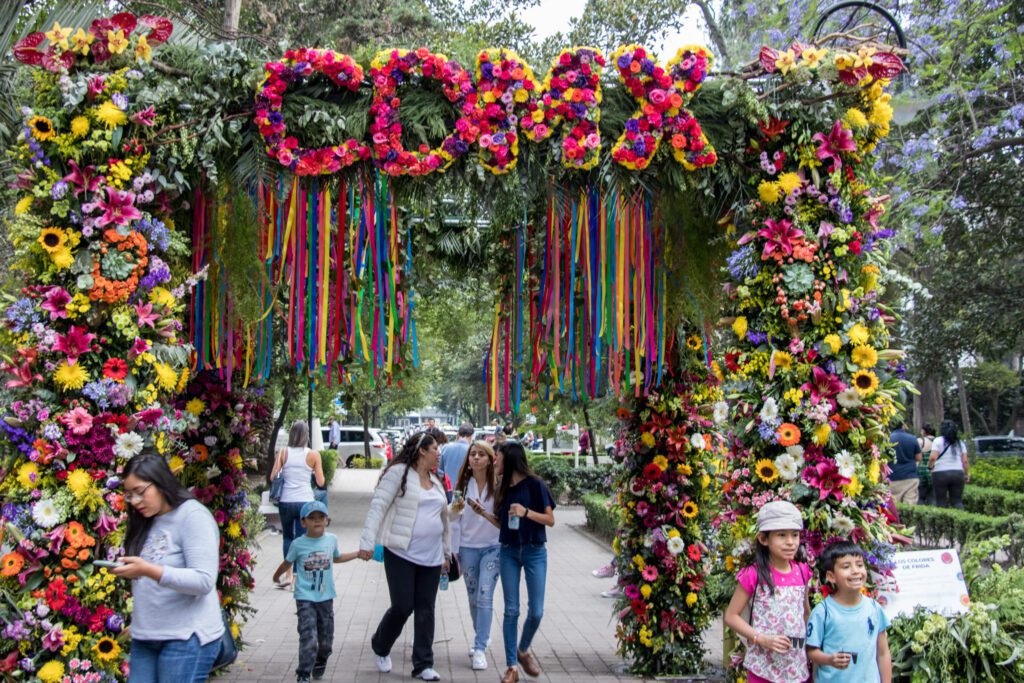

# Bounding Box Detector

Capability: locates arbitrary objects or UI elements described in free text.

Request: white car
[321,425,390,468]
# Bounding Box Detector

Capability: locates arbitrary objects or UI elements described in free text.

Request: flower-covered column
[0,14,250,681]
[612,336,725,675]
[717,43,909,674]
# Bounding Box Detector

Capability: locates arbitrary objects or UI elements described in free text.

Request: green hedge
[963,485,1024,517]
[529,459,614,504]
[971,461,1024,492]
[897,503,1024,563]
[321,449,339,485]
[349,457,384,469]
[582,493,617,543]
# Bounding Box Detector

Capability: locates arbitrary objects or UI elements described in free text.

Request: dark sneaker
[297,676,311,683]
[312,658,327,679]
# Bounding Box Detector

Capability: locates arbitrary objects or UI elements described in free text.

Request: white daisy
[666,537,685,556]
[690,433,706,450]
[32,498,62,528]
[713,401,730,424]
[830,514,855,535]
[759,397,779,422]
[113,431,144,460]
[836,388,862,409]
[835,450,857,478]
[775,453,799,481]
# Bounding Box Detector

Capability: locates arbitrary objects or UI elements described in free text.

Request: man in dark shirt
[889,419,922,504]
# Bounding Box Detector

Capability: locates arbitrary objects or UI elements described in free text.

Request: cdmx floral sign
[254,44,717,176]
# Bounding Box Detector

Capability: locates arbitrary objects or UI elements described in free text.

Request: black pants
[371,548,442,675]
[296,599,334,677]
[932,470,965,509]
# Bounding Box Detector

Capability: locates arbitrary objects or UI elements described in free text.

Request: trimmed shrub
[582,493,617,543]
[529,458,613,504]
[321,449,339,485]
[349,457,384,469]
[897,504,1024,563]
[963,485,1024,517]
[971,461,1024,492]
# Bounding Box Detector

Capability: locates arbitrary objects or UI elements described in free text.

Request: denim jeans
[278,501,307,559]
[499,543,548,667]
[129,635,220,683]
[460,544,501,652]
[296,599,334,677]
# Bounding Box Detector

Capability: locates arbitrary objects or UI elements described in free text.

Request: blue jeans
[499,543,547,667]
[460,544,501,652]
[129,635,220,682]
[278,501,307,559]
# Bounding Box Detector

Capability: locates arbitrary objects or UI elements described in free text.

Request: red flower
[643,463,663,481]
[103,357,128,381]
[687,544,701,562]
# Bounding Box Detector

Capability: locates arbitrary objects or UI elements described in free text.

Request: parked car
[319,425,390,467]
[973,436,1024,458]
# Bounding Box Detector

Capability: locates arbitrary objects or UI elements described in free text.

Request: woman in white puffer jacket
[359,432,451,682]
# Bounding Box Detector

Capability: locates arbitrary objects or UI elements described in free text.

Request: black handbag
[211,612,238,671]
[447,553,462,583]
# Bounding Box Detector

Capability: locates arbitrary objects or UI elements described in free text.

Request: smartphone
[93,560,124,568]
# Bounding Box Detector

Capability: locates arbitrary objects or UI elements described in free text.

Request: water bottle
[508,513,521,530]
[439,572,449,591]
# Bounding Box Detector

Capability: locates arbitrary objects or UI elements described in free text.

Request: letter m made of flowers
[610,45,716,171]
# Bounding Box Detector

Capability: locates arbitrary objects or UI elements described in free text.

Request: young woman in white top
[358,432,451,682]
[928,419,970,509]
[449,441,501,671]
[269,420,326,586]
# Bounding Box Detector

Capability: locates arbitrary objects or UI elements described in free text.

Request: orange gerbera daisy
[777,422,802,446]
[1,551,24,577]
[192,444,209,462]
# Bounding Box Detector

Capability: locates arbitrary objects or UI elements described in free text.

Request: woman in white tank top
[270,420,326,586]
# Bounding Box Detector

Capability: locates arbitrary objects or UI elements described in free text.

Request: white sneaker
[471,650,488,671]
[417,668,441,681]
[374,655,392,673]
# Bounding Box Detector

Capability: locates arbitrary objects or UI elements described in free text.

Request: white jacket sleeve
[359,466,404,551]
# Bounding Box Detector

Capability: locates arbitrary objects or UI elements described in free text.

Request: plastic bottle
[439,572,449,591]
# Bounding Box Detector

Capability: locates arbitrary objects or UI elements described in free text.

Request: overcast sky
[517,0,708,59]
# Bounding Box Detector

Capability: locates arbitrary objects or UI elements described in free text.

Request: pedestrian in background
[888,419,921,504]
[270,421,327,587]
[929,419,970,509]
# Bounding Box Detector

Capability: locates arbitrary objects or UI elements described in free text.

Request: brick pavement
[222,470,723,683]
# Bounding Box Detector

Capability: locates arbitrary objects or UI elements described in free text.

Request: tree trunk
[362,404,371,460]
[915,375,945,432]
[266,375,298,480]
[954,363,972,436]
[221,0,241,37]
[691,0,731,66]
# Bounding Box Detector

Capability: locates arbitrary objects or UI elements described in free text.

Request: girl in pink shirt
[724,500,811,683]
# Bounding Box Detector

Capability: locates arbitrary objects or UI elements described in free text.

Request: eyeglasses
[125,482,153,503]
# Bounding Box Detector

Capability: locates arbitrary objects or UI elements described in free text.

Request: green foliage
[889,536,1024,682]
[971,461,1024,492]
[320,449,339,485]
[349,456,384,469]
[529,458,614,504]
[962,485,1024,517]
[896,503,1024,564]
[582,493,617,543]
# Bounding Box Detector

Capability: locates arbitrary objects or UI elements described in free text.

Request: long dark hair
[455,440,495,501]
[287,420,309,448]
[123,452,195,556]
[380,431,437,497]
[495,441,537,506]
[753,531,807,597]
[939,419,961,457]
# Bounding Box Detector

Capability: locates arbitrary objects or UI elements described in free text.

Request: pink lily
[130,106,156,126]
[53,325,96,362]
[94,186,141,228]
[757,218,804,261]
[801,366,846,406]
[802,459,850,502]
[134,301,159,328]
[128,337,151,361]
[63,160,102,197]
[40,286,71,320]
[813,120,857,173]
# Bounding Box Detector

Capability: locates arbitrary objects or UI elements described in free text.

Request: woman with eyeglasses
[113,452,223,682]
[358,432,452,682]
[494,440,556,683]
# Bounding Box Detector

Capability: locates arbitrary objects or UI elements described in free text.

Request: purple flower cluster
[726,244,760,281]
[6,297,40,333]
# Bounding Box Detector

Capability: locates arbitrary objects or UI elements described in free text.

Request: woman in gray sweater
[114,453,223,682]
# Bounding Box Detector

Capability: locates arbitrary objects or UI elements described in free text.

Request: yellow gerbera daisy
[772,350,794,371]
[54,362,89,390]
[755,458,779,483]
[847,323,870,346]
[95,100,127,129]
[852,370,879,396]
[28,115,56,141]
[851,344,878,368]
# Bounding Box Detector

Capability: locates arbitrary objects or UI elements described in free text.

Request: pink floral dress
[737,562,810,683]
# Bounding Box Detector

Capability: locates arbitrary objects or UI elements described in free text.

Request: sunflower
[776,422,802,447]
[92,635,122,662]
[851,344,878,368]
[682,501,699,518]
[1,551,24,577]
[54,362,89,391]
[38,227,67,253]
[686,335,702,350]
[755,458,779,483]
[852,369,879,397]
[772,350,794,371]
[28,115,56,141]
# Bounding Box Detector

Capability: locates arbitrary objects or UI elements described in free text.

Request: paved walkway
[224,470,723,682]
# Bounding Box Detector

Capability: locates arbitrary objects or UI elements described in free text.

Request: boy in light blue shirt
[273,501,359,683]
[806,541,892,682]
